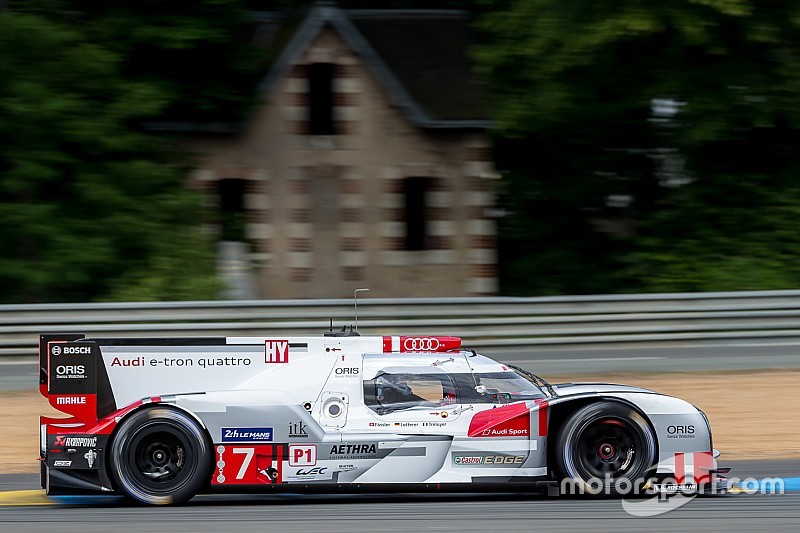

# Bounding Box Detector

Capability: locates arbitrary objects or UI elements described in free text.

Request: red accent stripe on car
[276,444,283,484]
[538,401,549,437]
[675,452,685,484]
[694,451,714,484]
[468,402,531,438]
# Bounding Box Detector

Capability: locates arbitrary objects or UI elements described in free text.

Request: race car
[38,331,725,505]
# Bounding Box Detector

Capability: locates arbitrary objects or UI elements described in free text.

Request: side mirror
[475,385,486,395]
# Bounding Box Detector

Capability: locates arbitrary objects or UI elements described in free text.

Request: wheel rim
[136,432,185,483]
[574,417,642,481]
[125,422,195,494]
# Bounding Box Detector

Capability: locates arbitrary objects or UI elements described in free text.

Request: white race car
[39,331,725,504]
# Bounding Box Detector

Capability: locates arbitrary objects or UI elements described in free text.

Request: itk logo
[264,340,289,364]
[289,421,308,438]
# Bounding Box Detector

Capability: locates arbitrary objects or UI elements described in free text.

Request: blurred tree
[16,0,263,123]
[477,0,800,293]
[0,10,220,302]
[0,0,493,304]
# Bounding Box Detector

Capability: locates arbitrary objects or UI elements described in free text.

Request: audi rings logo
[403,337,441,351]
[51,345,62,356]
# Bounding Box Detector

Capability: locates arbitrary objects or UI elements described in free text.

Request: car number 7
[232,448,255,480]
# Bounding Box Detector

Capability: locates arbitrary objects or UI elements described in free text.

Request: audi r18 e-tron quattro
[38,331,725,504]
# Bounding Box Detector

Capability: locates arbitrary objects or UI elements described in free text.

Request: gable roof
[150,3,490,133]
[260,4,490,129]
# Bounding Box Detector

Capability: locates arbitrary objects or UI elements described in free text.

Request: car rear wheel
[109,407,211,505]
[555,401,656,496]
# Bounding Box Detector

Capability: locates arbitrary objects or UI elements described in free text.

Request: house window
[308,63,335,135]
[217,178,246,241]
[404,177,429,251]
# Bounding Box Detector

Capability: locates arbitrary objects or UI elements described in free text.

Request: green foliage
[16,0,263,123]
[105,225,223,302]
[477,0,800,294]
[497,167,626,296]
[0,10,220,303]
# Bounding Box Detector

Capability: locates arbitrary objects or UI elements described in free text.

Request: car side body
[39,332,720,504]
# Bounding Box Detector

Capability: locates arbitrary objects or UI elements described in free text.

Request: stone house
[165,4,498,299]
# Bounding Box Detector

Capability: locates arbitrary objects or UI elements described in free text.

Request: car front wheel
[555,401,656,496]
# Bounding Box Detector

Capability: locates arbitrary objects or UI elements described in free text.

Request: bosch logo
[403,338,441,351]
[64,346,91,355]
[51,345,61,356]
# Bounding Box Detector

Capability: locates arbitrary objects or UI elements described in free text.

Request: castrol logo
[403,337,441,351]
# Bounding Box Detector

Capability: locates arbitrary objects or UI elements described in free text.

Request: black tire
[555,401,656,496]
[108,407,211,505]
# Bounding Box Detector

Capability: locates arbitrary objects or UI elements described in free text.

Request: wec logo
[295,467,327,476]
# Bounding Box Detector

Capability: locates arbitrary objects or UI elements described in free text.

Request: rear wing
[38,333,113,426]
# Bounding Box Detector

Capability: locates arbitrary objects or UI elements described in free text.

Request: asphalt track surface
[1,460,799,532]
[0,482,798,532]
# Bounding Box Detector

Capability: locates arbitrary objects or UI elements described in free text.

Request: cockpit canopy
[363,364,546,414]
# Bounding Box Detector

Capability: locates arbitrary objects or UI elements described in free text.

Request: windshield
[506,364,556,397]
[452,372,546,403]
[364,370,545,414]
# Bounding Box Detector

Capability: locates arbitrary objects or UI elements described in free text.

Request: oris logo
[667,425,695,438]
[403,337,441,351]
[56,365,85,376]
[335,367,359,376]
[51,345,61,356]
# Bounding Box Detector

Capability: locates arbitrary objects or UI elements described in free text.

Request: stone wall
[188,27,497,298]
